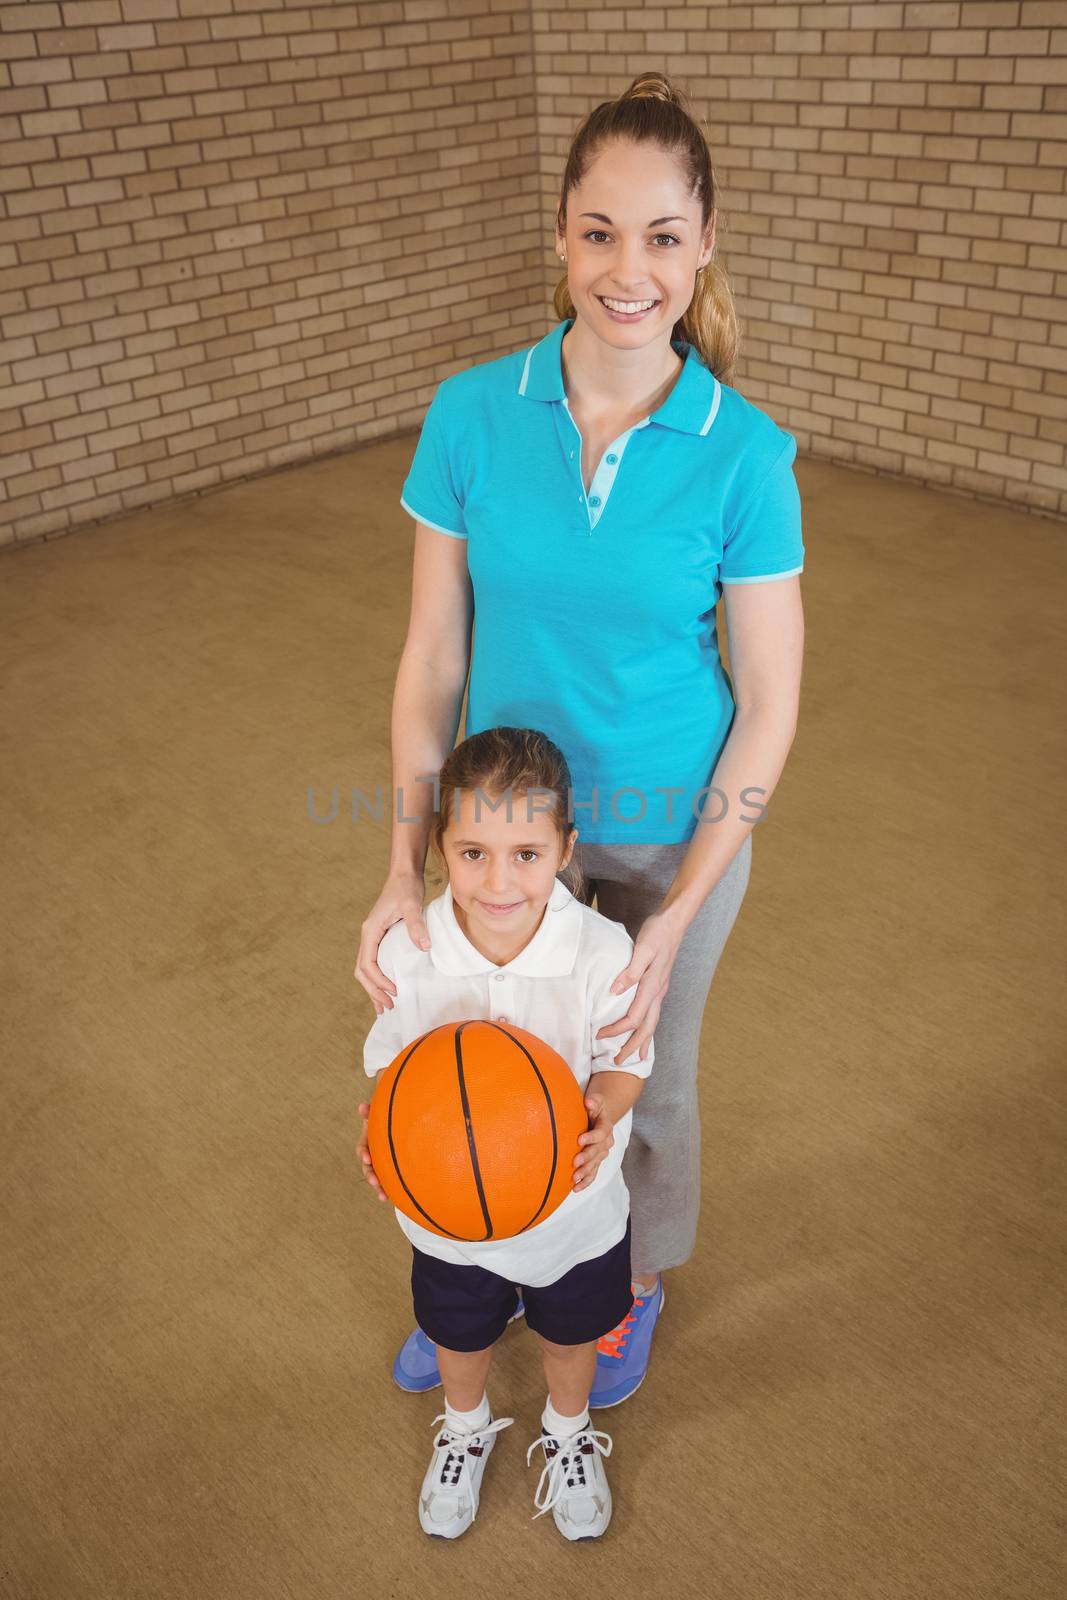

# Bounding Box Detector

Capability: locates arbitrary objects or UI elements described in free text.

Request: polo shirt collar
[517,315,722,436]
[426,876,582,977]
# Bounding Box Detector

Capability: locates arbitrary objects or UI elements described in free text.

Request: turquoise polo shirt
[399,315,804,845]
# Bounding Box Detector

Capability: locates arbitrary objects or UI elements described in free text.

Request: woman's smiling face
[556,138,715,345]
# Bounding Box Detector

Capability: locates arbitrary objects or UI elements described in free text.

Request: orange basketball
[366,1019,589,1242]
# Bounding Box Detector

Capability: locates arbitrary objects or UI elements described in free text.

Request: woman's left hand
[596,908,686,1066]
[573,1093,614,1189]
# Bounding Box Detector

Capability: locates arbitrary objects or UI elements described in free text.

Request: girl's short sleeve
[720,431,805,584]
[361,933,407,1077]
[399,379,467,539]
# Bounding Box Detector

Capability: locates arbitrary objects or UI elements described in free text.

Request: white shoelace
[424,1413,515,1519]
[526,1424,614,1521]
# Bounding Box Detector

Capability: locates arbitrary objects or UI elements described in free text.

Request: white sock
[542,1395,590,1440]
[444,1391,491,1434]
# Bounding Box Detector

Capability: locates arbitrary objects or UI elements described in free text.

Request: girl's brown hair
[427,726,586,905]
[553,70,740,386]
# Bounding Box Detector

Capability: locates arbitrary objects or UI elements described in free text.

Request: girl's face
[555,138,715,349]
[441,787,577,949]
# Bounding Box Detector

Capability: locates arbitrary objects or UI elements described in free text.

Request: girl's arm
[357,1072,389,1203]
[585,1069,644,1126]
[572,941,654,1188]
[362,935,408,1075]
[573,1069,645,1191]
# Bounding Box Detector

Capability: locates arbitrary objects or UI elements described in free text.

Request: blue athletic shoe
[393,1296,526,1393]
[588,1277,665,1408]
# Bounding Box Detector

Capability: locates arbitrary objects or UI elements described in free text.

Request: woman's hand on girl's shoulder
[595,908,685,1065]
[355,869,433,1015]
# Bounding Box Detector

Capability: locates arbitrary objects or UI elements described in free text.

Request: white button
[496,1015,509,1023]
[494,973,506,981]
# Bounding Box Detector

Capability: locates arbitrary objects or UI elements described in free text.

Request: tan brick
[3,1,1065,547]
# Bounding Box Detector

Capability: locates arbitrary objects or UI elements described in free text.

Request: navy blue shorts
[411,1215,634,1351]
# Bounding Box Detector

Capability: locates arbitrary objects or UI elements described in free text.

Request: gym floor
[1,443,1062,1597]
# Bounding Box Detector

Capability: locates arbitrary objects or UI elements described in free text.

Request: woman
[355,72,806,1408]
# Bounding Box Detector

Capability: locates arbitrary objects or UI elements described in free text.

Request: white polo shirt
[361,876,654,1287]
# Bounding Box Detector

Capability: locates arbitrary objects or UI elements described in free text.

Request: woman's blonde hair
[553,70,740,386]
[427,726,586,905]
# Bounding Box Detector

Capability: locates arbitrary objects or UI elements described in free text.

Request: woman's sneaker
[419,1410,514,1538]
[589,1276,665,1408]
[525,1422,614,1540]
[393,1297,525,1393]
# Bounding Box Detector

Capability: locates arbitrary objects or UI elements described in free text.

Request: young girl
[357,726,656,1542]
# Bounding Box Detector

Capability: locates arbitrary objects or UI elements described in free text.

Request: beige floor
[1,445,1064,1597]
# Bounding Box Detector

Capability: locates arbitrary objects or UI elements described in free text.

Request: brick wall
[2,1,1065,551]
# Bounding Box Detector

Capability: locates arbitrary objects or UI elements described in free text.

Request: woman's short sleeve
[720,431,805,584]
[399,379,467,539]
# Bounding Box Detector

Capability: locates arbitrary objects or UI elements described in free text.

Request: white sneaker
[418,1410,514,1539]
[525,1422,614,1539]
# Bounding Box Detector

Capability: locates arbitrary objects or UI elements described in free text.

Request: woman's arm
[592,575,805,1065]
[388,524,474,877]
[355,525,473,1007]
[659,574,804,924]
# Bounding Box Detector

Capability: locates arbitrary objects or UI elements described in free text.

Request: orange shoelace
[596,1285,653,1358]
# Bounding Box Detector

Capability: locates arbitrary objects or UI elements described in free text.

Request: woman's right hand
[354,869,432,1015]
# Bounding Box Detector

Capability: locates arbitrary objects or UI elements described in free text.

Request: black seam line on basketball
[483,1021,559,1234]
[454,1020,494,1240]
[386,1022,562,1241]
[387,1032,466,1240]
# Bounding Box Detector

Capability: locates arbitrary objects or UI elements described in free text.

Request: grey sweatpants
[570,829,753,1275]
